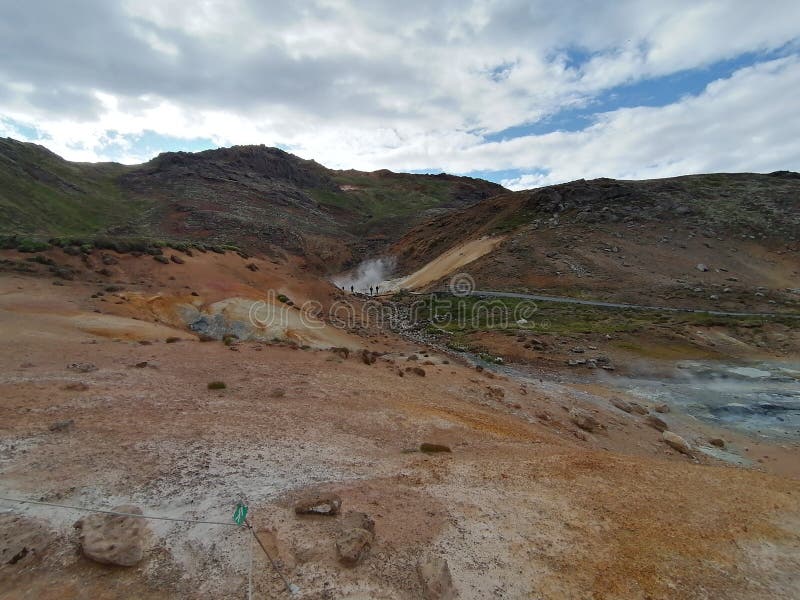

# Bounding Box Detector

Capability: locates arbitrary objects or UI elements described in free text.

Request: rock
[67,362,97,373]
[360,349,377,365]
[654,404,670,414]
[696,263,709,272]
[246,262,259,271]
[335,527,373,566]
[569,408,600,433]
[629,403,648,415]
[0,513,56,567]
[331,347,350,359]
[63,382,89,391]
[662,431,693,456]
[293,493,341,516]
[406,366,426,377]
[709,437,726,448]
[153,255,170,264]
[420,443,451,453]
[417,557,457,600]
[74,505,148,566]
[169,255,185,264]
[341,511,375,533]
[48,419,75,432]
[645,415,668,432]
[609,398,632,413]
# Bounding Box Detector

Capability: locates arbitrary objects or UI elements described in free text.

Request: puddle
[610,361,800,442]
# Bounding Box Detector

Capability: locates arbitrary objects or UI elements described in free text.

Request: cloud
[0,0,798,183]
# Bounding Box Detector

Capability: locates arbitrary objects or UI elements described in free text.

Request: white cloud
[0,1,798,183]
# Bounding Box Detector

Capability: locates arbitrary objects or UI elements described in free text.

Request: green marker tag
[233,502,248,525]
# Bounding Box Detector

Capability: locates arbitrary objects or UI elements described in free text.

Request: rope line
[0,496,239,526]
[246,519,298,596]
[0,495,299,596]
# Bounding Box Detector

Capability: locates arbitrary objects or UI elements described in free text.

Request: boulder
[293,492,342,516]
[417,556,457,599]
[569,408,600,433]
[662,431,693,456]
[645,415,668,432]
[654,404,670,414]
[335,527,373,566]
[629,403,648,415]
[696,263,709,272]
[74,505,148,566]
[709,437,726,448]
[609,398,632,413]
[341,511,375,533]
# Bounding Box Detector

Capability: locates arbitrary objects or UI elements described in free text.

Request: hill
[0,138,504,270]
[390,173,800,312]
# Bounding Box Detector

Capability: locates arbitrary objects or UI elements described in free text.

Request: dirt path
[384,236,505,291]
[466,289,800,318]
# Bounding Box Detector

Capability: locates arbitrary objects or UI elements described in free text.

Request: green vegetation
[0,139,149,237]
[415,293,798,336]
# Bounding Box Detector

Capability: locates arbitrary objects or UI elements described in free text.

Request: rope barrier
[0,496,239,526]
[0,495,299,596]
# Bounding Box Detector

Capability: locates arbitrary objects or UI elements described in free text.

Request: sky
[0,0,798,190]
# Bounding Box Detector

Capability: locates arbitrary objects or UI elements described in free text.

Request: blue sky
[1,1,798,189]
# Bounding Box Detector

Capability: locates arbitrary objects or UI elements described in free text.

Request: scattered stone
[406,366,426,377]
[417,556,457,600]
[609,398,632,413]
[331,347,350,360]
[645,415,668,432]
[654,404,670,414]
[335,527,373,566]
[74,505,148,566]
[67,362,97,373]
[246,262,259,271]
[169,255,185,264]
[48,419,75,432]
[696,263,709,272]
[709,438,726,448]
[341,511,375,533]
[486,386,505,400]
[0,513,56,567]
[134,361,149,368]
[153,255,170,264]
[629,403,648,415]
[420,443,451,453]
[662,431,693,456]
[294,493,342,516]
[569,408,600,433]
[361,349,377,365]
[63,382,89,391]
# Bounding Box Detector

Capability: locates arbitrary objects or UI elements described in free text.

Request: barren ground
[1,249,799,599]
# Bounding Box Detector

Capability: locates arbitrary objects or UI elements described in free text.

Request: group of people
[344,284,381,296]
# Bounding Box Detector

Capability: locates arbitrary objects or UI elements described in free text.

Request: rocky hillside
[0,138,504,271]
[392,173,800,312]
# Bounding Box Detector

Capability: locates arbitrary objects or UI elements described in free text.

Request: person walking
[375,285,380,295]
[369,286,374,296]
[350,285,354,293]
